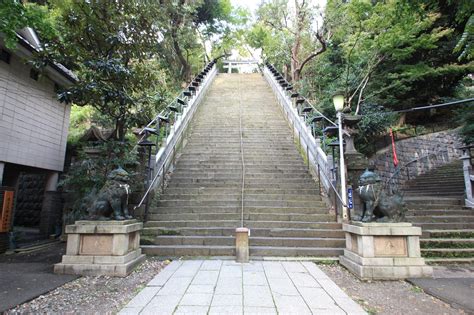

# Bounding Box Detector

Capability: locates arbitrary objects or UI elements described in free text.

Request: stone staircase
[403,162,474,263]
[141,73,344,258]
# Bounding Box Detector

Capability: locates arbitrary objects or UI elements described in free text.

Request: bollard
[235,227,249,263]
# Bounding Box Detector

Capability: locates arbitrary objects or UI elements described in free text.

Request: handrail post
[461,146,474,208]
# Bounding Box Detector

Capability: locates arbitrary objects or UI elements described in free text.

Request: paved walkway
[119,260,366,315]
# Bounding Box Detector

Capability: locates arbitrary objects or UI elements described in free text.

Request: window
[30,69,39,81]
[0,49,11,64]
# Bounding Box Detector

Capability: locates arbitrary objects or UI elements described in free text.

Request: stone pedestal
[54,220,145,277]
[340,222,432,280]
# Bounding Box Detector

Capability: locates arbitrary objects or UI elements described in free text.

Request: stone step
[166,182,319,189]
[148,213,335,222]
[249,246,343,257]
[168,173,312,180]
[145,220,341,229]
[145,235,344,248]
[415,222,474,229]
[425,257,474,265]
[407,209,474,216]
[422,229,474,239]
[141,245,343,257]
[142,227,344,238]
[155,199,324,208]
[150,206,330,215]
[158,193,322,202]
[421,248,474,258]
[420,238,474,248]
[404,198,462,205]
[173,163,309,170]
[163,187,320,196]
[407,215,474,223]
[170,169,312,176]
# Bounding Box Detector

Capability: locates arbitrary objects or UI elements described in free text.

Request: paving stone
[174,305,209,314]
[282,261,307,273]
[333,296,367,314]
[117,307,141,315]
[317,278,350,298]
[140,294,181,314]
[273,294,312,314]
[200,260,222,271]
[180,293,213,306]
[192,270,219,285]
[165,260,183,271]
[298,287,339,310]
[220,265,242,278]
[148,268,176,287]
[211,294,243,306]
[215,278,243,295]
[289,272,320,288]
[243,271,268,286]
[118,260,365,315]
[156,277,193,296]
[262,262,289,279]
[243,285,274,307]
[124,286,160,307]
[301,262,330,280]
[187,284,215,294]
[209,306,243,314]
[243,261,264,272]
[267,277,299,296]
[244,306,278,314]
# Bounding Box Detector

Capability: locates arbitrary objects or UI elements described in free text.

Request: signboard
[0,190,14,233]
[347,187,354,209]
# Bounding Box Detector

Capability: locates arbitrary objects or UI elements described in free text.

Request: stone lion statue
[87,167,133,220]
[354,169,406,222]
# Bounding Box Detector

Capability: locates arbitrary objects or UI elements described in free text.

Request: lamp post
[333,94,348,221]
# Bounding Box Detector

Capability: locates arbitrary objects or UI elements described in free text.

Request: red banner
[390,128,399,167]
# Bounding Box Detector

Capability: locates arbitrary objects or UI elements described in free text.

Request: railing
[134,60,218,219]
[460,144,474,208]
[384,150,449,194]
[263,63,348,219]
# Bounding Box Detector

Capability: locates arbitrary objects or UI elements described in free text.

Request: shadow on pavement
[0,242,78,313]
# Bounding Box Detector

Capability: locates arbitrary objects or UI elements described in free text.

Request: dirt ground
[319,263,467,315]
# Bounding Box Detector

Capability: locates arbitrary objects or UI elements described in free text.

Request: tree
[254,0,327,82]
[46,1,169,141]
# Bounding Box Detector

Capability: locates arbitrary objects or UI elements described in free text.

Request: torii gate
[222,59,259,73]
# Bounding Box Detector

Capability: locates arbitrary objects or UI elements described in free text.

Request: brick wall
[370,129,464,186]
[0,54,71,172]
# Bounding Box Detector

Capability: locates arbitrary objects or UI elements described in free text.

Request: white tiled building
[0,28,76,237]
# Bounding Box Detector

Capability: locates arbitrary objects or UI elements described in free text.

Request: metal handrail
[263,64,349,213]
[133,60,218,214]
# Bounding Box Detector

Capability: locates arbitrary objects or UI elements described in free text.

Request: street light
[333,93,348,221]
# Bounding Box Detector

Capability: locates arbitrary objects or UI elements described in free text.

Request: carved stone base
[340,222,433,280]
[54,220,145,277]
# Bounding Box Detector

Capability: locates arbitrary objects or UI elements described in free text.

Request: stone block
[374,236,407,257]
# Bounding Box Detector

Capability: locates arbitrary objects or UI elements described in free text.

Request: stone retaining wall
[369,129,464,186]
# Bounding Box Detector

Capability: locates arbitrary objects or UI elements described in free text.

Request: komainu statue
[354,169,406,222]
[88,167,133,220]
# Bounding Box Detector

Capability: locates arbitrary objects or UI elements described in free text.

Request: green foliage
[355,105,397,156]
[0,0,58,49]
[59,141,139,196]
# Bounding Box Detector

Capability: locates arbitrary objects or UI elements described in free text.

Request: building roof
[1,27,78,86]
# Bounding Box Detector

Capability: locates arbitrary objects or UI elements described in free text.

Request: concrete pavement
[119,260,367,315]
